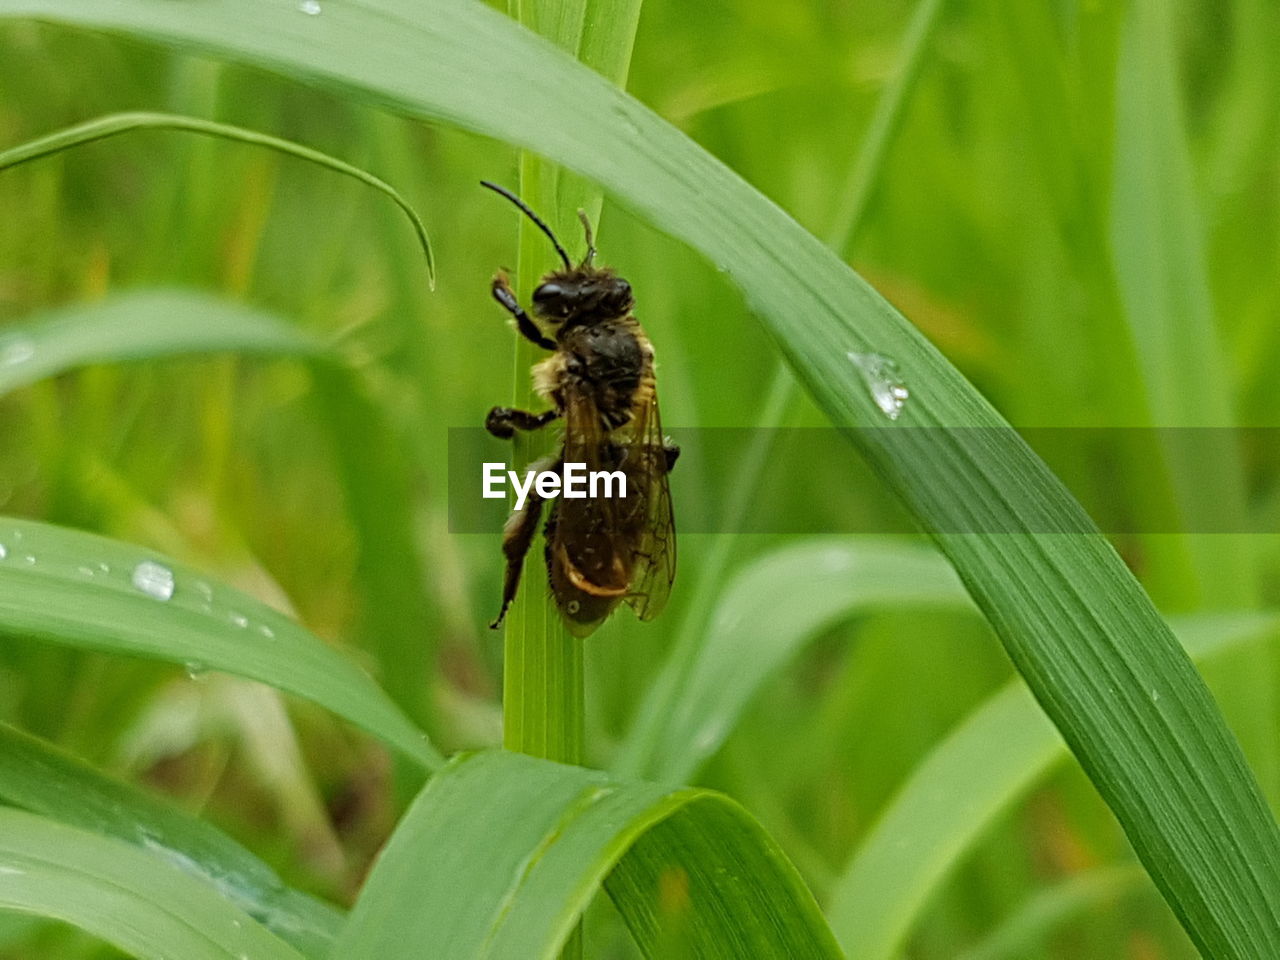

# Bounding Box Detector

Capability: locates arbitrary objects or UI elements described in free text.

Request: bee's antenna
[577,209,596,266]
[480,180,572,270]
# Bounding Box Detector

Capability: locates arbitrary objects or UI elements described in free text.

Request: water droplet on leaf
[0,337,34,367]
[132,560,175,601]
[848,351,910,420]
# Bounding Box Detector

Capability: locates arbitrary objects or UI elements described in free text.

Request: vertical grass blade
[1109,0,1255,610]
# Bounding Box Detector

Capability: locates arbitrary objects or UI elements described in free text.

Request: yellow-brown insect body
[481,182,676,637]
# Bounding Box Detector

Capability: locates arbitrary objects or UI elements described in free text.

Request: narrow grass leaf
[1,3,1278,953]
[616,538,972,783]
[954,865,1145,960]
[335,750,842,959]
[829,612,1280,960]
[1109,0,1254,609]
[0,722,341,958]
[0,289,327,397]
[0,516,441,770]
[0,807,307,960]
[0,111,433,285]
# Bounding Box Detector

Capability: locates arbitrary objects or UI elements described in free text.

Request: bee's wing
[618,388,676,622]
[553,383,631,635]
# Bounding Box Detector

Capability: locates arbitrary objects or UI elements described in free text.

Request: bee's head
[532,271,634,326]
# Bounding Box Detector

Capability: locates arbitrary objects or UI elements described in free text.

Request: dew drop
[230,612,249,629]
[0,544,6,560]
[298,0,321,14]
[184,660,208,681]
[21,554,35,565]
[848,351,910,420]
[131,560,175,601]
[258,624,275,639]
[1151,688,1160,703]
[77,565,96,578]
[0,337,34,367]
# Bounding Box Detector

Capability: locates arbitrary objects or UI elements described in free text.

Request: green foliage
[0,0,1276,958]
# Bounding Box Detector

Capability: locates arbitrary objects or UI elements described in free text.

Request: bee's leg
[486,406,560,439]
[491,457,561,629]
[663,442,680,473]
[492,273,556,350]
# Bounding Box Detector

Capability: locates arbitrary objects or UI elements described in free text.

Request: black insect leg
[491,457,561,629]
[663,443,680,472]
[492,273,556,350]
[486,406,560,440]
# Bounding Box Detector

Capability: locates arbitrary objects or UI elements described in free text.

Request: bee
[481,180,678,637]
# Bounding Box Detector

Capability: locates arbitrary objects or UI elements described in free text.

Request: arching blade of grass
[616,539,972,783]
[0,516,441,770]
[1,2,1277,954]
[828,612,1280,960]
[0,290,327,397]
[0,110,434,286]
[0,289,445,743]
[334,750,843,959]
[0,722,341,958]
[0,807,308,960]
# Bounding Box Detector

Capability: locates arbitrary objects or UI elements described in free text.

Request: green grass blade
[829,612,1280,960]
[0,515,441,770]
[1,3,1277,953]
[618,0,945,782]
[0,807,307,960]
[1109,0,1254,609]
[0,111,433,286]
[954,865,1145,960]
[616,539,971,783]
[0,722,341,958]
[0,290,327,397]
[333,750,843,959]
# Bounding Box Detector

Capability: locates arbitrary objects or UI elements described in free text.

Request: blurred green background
[1,0,1277,956]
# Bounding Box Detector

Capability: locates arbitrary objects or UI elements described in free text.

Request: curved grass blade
[615,539,972,783]
[0,722,341,958]
[0,516,442,770]
[0,110,434,286]
[0,289,328,397]
[0,807,307,960]
[0,3,1276,953]
[829,612,1280,960]
[335,750,842,959]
